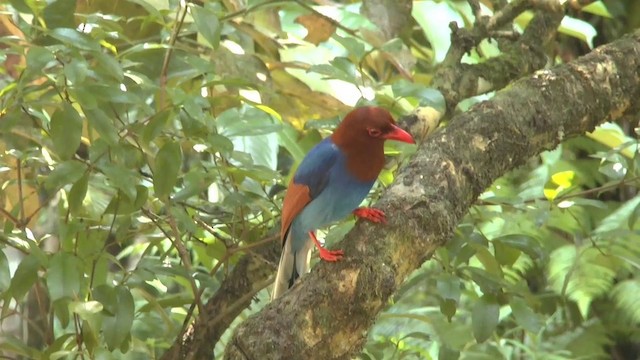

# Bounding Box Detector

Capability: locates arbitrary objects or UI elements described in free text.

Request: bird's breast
[290,155,375,245]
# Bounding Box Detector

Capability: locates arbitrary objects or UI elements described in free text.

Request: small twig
[16,158,25,229]
[159,2,190,107]
[0,206,20,227]
[485,0,530,31]
[31,281,52,344]
[468,0,483,25]
[73,312,85,357]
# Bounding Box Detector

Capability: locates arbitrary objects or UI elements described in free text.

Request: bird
[272,106,415,299]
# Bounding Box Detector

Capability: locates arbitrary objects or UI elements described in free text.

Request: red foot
[309,231,343,262]
[353,207,387,224]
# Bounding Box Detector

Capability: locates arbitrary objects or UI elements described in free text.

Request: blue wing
[293,137,338,199]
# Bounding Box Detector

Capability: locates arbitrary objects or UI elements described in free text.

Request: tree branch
[223,29,640,360]
[433,2,564,110]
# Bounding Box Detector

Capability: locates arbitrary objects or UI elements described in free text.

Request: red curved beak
[384,125,415,144]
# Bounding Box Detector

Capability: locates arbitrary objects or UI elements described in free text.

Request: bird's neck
[332,136,385,182]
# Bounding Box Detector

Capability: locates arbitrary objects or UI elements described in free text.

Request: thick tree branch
[433,3,564,110]
[223,30,640,360]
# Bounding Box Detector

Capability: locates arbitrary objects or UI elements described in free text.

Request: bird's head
[332,106,415,146]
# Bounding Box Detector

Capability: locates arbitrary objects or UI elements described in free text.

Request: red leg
[309,231,343,262]
[353,207,387,224]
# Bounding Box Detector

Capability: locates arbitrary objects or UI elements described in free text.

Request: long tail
[272,232,313,300]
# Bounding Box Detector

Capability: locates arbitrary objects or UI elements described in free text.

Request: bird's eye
[368,128,382,137]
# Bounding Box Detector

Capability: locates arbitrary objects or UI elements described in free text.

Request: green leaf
[94,52,124,82]
[64,58,89,85]
[599,161,627,180]
[307,63,354,83]
[191,4,221,49]
[42,0,76,29]
[48,28,100,51]
[142,110,172,144]
[549,245,617,318]
[510,297,543,333]
[330,57,356,80]
[25,46,55,75]
[232,133,278,170]
[100,164,139,201]
[69,300,104,319]
[596,195,640,233]
[436,273,461,302]
[173,169,207,202]
[68,172,89,215]
[392,80,446,112]
[582,1,612,18]
[7,0,33,13]
[82,318,100,354]
[45,161,87,191]
[333,34,365,59]
[170,206,198,233]
[104,185,149,215]
[44,333,75,360]
[103,286,134,351]
[438,346,461,360]
[52,298,71,328]
[83,108,119,144]
[380,38,404,53]
[207,134,234,155]
[440,298,457,321]
[92,284,117,315]
[471,294,499,343]
[464,266,504,295]
[628,199,640,229]
[587,122,636,158]
[278,123,306,164]
[0,251,10,292]
[217,106,281,137]
[153,141,182,199]
[47,252,82,301]
[559,16,597,49]
[50,103,83,160]
[8,254,41,301]
[0,337,41,359]
[492,234,546,261]
[493,239,521,266]
[612,279,640,323]
[470,243,502,277]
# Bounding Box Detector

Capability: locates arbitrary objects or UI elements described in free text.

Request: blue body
[289,137,375,253]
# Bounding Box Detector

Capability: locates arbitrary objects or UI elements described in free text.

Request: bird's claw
[353,207,387,224]
[318,248,344,262]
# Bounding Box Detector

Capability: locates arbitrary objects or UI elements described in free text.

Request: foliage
[0,0,638,359]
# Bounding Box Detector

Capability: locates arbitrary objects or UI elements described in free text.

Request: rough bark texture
[223,30,640,360]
